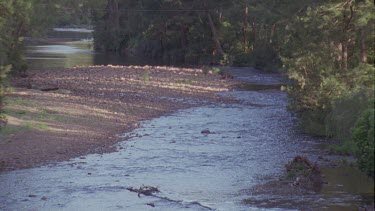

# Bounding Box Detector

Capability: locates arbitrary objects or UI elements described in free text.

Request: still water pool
[25,28,160,70]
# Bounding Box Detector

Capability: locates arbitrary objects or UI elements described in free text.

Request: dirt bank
[0,65,239,171]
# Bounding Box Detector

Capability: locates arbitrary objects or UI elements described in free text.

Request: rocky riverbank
[0,65,239,171]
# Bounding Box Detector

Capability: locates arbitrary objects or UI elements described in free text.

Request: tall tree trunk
[106,0,120,51]
[360,28,367,63]
[242,3,249,52]
[270,23,276,44]
[180,23,188,50]
[335,42,343,69]
[207,11,224,56]
[107,0,120,32]
[180,23,189,63]
[342,42,348,71]
[252,17,257,44]
[341,1,353,71]
[219,6,223,22]
[202,0,224,56]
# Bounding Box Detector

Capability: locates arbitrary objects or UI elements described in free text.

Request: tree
[0,0,32,128]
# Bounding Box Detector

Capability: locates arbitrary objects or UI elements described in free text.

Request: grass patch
[202,67,223,75]
[0,125,25,135]
[210,67,222,74]
[5,98,26,105]
[3,109,28,118]
[1,98,53,137]
[329,139,358,155]
[34,122,49,130]
[19,121,48,131]
[37,110,57,121]
[20,122,34,130]
[0,121,49,142]
[5,87,16,93]
[5,98,34,107]
[142,70,150,83]
[4,108,58,122]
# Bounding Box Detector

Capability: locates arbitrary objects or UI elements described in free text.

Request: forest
[0,0,374,204]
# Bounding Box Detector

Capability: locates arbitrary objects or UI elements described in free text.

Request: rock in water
[201,129,211,134]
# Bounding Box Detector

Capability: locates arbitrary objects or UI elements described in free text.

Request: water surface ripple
[0,68,368,211]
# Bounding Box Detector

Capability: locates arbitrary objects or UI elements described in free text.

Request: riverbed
[1,65,373,210]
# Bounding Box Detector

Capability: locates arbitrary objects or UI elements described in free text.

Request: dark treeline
[94,0,288,69]
[0,0,374,176]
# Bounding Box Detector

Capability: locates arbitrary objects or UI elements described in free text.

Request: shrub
[232,52,254,67]
[352,109,374,177]
[326,90,374,140]
[299,110,327,136]
[0,65,11,129]
[329,139,358,155]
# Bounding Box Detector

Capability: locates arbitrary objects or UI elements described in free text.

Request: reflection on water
[321,166,374,210]
[26,41,163,70]
[28,45,93,54]
[48,28,93,40]
[26,41,95,70]
[53,28,94,33]
[25,28,162,70]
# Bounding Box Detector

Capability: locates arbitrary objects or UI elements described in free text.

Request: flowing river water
[0,29,373,211]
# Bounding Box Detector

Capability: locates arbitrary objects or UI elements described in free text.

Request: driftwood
[126,185,213,210]
[286,156,323,192]
[29,84,59,92]
[126,185,160,197]
[40,87,59,92]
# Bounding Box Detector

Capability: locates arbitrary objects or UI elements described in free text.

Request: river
[25,28,161,70]
[1,29,373,211]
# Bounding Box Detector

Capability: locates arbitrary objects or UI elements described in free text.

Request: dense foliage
[352,109,374,177]
[92,0,291,68]
[281,0,374,137]
[280,1,374,177]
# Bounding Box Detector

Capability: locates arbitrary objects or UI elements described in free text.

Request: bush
[329,139,358,155]
[326,90,374,140]
[232,52,254,67]
[352,109,374,177]
[0,65,11,129]
[299,109,328,136]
